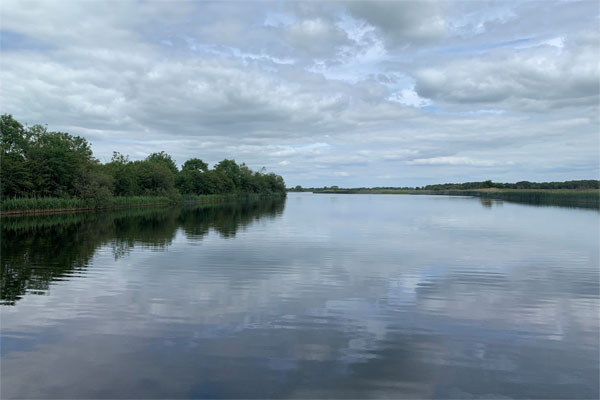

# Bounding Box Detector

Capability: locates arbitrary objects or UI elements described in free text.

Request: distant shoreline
[309,188,600,209]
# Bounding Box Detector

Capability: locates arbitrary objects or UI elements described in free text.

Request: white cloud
[388,88,432,108]
[540,36,565,49]
[271,143,332,157]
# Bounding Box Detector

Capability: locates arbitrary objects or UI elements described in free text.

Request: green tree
[146,151,178,176]
[104,152,138,196]
[238,163,258,193]
[27,131,94,197]
[215,159,241,189]
[177,158,210,195]
[0,115,34,198]
[74,163,114,203]
[0,115,288,202]
[264,173,286,193]
[1,114,32,155]
[181,158,208,172]
[480,180,494,189]
[0,152,33,198]
[132,160,177,197]
[208,170,235,194]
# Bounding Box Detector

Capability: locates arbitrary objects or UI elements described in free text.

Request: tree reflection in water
[1,198,285,305]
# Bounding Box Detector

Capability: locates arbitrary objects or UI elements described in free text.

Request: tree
[208,170,235,194]
[181,158,208,172]
[238,163,258,193]
[74,163,114,203]
[480,180,493,189]
[264,173,285,193]
[104,152,139,196]
[132,160,176,196]
[215,159,241,189]
[0,152,32,198]
[0,115,288,200]
[1,114,31,155]
[177,158,211,195]
[27,131,94,197]
[0,115,34,198]
[146,151,178,176]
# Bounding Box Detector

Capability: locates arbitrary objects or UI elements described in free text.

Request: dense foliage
[292,180,600,192]
[421,180,600,190]
[0,115,286,203]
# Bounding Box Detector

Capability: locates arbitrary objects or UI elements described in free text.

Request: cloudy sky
[1,1,598,187]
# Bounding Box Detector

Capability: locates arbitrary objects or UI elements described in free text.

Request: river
[1,193,598,398]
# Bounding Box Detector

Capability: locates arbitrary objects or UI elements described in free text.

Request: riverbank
[0,193,285,217]
[312,188,600,209]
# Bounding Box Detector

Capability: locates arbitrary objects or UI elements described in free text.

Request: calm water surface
[1,194,599,398]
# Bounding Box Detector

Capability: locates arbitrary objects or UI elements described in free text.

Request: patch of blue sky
[418,105,507,116]
[182,39,294,65]
[421,105,441,114]
[432,37,535,55]
[0,31,52,51]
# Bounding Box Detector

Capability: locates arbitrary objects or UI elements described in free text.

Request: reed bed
[1,192,286,215]
[0,196,171,213]
[313,188,599,209]
[466,189,599,209]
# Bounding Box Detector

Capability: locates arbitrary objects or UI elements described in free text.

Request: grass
[0,195,171,213]
[181,192,286,203]
[463,189,599,208]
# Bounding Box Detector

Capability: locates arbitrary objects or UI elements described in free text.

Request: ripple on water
[1,195,598,399]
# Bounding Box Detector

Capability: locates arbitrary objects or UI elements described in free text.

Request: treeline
[291,179,599,192]
[0,115,286,202]
[421,180,600,190]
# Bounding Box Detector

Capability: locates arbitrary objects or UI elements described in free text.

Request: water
[1,194,598,399]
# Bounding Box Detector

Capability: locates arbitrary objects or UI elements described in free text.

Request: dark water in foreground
[1,194,599,399]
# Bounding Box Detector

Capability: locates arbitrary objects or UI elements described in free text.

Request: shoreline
[0,193,285,217]
[309,188,600,209]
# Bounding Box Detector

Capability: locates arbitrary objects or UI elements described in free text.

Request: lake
[1,193,598,398]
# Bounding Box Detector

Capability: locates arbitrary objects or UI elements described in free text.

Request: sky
[1,0,599,187]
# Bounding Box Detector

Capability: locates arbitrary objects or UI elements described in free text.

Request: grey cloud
[345,0,447,48]
[0,0,598,187]
[413,31,600,111]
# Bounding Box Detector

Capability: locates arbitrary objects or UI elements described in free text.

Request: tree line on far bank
[0,114,286,202]
[420,180,599,190]
[289,179,600,192]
